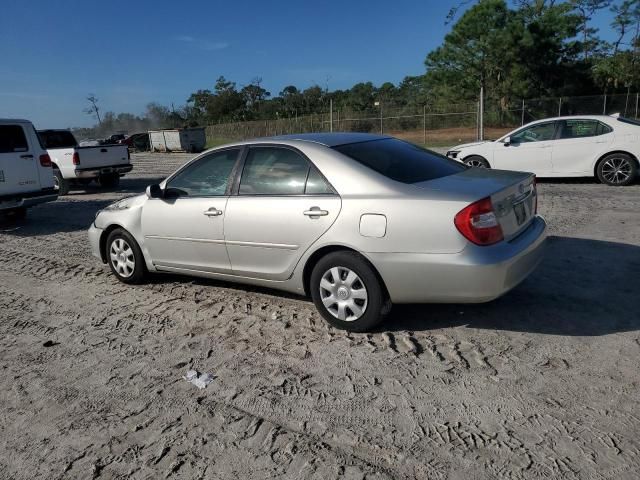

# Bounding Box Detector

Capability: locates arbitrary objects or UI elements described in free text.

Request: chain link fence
[205,92,640,148]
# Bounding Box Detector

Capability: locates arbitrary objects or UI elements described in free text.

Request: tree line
[79,0,639,137]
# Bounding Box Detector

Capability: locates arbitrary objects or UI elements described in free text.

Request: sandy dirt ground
[1,152,639,479]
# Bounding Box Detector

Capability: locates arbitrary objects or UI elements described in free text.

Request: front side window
[166,148,239,197]
[239,147,310,195]
[510,122,557,143]
[0,125,29,154]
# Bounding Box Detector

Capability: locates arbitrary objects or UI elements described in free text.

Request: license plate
[514,202,526,226]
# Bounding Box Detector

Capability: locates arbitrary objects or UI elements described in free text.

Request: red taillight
[454,197,504,246]
[39,153,52,167]
[72,152,80,165]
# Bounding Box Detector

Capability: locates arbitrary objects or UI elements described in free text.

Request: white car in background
[446,115,640,186]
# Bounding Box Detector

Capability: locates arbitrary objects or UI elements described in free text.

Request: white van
[0,119,57,218]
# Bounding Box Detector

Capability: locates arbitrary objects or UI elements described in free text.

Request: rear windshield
[617,117,640,127]
[38,130,78,149]
[333,138,465,183]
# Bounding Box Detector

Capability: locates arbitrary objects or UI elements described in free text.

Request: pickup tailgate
[75,145,130,169]
[416,168,537,241]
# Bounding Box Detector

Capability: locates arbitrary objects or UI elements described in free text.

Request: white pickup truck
[0,119,57,219]
[38,129,132,195]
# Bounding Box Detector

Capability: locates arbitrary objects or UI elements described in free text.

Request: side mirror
[146,184,163,199]
[503,136,511,146]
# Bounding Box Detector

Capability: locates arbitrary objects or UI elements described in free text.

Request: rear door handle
[20,154,33,159]
[203,208,223,217]
[303,207,328,217]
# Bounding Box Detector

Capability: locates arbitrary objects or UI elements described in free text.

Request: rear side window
[239,147,309,195]
[39,130,78,149]
[558,120,608,139]
[0,125,29,153]
[333,138,465,184]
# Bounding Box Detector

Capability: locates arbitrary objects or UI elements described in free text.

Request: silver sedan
[89,133,547,331]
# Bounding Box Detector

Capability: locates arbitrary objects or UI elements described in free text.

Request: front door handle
[20,154,33,159]
[203,208,223,217]
[303,207,328,217]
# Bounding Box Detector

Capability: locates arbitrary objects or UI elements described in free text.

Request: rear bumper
[0,189,58,211]
[74,164,133,179]
[368,215,547,303]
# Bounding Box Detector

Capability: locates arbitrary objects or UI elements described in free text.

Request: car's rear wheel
[310,251,390,332]
[105,228,147,284]
[54,170,70,196]
[463,155,490,168]
[597,153,637,186]
[99,173,120,189]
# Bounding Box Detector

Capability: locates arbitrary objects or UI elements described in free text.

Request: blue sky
[0,0,618,128]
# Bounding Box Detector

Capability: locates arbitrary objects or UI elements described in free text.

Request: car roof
[527,114,618,124]
[267,132,390,147]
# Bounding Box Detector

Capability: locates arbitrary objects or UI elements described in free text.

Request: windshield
[38,130,78,149]
[333,138,466,184]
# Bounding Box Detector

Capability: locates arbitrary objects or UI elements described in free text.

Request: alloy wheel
[319,266,368,322]
[601,157,632,185]
[466,158,487,168]
[109,238,135,278]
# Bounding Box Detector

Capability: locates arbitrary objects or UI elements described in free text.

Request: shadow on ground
[383,236,640,336]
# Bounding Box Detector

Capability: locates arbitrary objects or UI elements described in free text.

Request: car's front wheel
[310,251,390,332]
[105,228,147,284]
[596,153,637,186]
[463,155,490,168]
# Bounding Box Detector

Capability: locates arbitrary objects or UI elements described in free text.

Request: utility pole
[603,94,607,115]
[636,93,639,119]
[521,99,525,126]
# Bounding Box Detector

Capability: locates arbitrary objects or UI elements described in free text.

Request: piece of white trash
[183,370,214,389]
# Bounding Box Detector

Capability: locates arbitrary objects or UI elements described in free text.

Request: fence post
[478,85,484,141]
[423,104,427,146]
[329,99,333,132]
[603,94,607,115]
[636,93,639,119]
[476,101,480,140]
[521,99,525,125]
[558,97,562,117]
[380,102,383,135]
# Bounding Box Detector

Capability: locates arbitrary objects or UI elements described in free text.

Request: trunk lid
[414,167,537,241]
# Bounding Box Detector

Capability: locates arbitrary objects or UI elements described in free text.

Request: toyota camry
[89,133,547,331]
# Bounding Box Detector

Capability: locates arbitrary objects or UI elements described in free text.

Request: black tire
[54,170,70,196]
[596,153,637,186]
[310,251,391,332]
[463,155,490,168]
[99,173,120,189]
[105,228,147,284]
